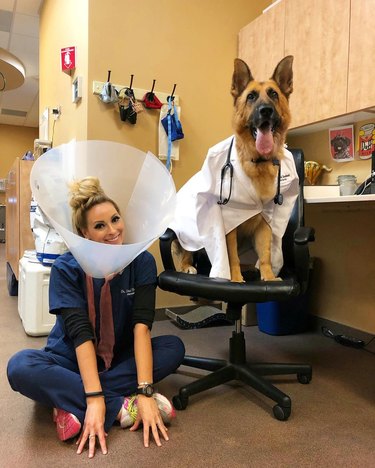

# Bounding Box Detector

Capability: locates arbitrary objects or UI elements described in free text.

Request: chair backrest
[281,148,305,272]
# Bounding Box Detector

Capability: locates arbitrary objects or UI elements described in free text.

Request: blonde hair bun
[69,176,105,211]
[68,176,118,236]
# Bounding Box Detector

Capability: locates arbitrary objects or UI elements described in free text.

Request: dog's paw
[181,265,197,275]
[231,274,245,283]
[260,266,280,281]
[262,275,282,281]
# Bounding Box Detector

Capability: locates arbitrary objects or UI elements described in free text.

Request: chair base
[174,331,312,421]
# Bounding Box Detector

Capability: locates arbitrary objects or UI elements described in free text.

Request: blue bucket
[256,293,309,335]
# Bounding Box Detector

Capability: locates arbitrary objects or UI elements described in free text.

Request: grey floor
[0,244,374,467]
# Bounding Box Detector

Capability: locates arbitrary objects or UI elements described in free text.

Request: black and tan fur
[177,56,294,282]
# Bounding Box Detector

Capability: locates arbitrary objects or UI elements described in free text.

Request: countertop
[303,185,375,204]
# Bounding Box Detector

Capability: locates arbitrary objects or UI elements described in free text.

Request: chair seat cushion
[158,271,300,304]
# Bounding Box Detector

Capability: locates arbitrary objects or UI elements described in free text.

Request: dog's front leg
[226,228,244,282]
[253,219,279,281]
[172,240,197,274]
[180,250,197,274]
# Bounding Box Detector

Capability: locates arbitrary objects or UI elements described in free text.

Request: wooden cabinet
[5,158,35,281]
[239,0,374,130]
[347,0,375,113]
[239,0,285,80]
[284,0,350,128]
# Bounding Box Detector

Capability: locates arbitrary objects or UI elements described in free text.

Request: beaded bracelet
[137,382,153,388]
[85,391,104,398]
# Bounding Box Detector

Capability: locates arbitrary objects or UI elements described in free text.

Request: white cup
[338,175,357,196]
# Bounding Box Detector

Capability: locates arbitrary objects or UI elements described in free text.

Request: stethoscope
[217,138,283,206]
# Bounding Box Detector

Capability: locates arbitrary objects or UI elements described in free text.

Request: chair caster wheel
[297,373,311,384]
[273,405,291,421]
[173,394,188,410]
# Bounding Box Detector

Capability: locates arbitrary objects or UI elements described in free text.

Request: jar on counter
[337,175,357,196]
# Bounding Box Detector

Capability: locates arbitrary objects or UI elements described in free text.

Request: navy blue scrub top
[44,251,157,369]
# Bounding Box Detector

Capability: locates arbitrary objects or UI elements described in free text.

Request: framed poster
[329,125,354,162]
[358,123,375,160]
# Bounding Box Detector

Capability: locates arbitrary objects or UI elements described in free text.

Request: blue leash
[166,97,173,171]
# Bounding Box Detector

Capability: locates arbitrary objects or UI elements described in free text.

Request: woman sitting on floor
[7,176,185,458]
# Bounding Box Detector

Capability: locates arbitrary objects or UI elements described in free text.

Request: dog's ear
[271,55,293,99]
[231,59,254,102]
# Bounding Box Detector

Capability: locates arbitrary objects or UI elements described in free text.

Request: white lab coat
[169,136,299,280]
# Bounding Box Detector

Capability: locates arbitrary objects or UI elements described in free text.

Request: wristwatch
[136,383,154,397]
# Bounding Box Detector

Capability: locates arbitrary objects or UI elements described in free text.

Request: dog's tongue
[255,128,274,156]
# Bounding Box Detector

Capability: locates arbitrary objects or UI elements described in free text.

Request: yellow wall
[39,0,89,145]
[86,0,269,188]
[40,0,270,309]
[0,124,38,204]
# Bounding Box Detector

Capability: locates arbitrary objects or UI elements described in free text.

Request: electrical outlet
[72,76,82,103]
[51,106,61,119]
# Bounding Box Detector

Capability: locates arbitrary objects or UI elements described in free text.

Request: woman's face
[81,201,124,244]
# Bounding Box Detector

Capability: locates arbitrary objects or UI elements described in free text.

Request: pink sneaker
[53,408,81,441]
[120,392,176,428]
[154,393,176,424]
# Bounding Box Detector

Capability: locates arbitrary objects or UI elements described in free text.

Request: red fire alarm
[61,46,76,73]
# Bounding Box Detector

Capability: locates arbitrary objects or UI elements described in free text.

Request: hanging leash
[165,97,173,172]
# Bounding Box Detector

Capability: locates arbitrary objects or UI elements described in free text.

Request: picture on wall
[329,125,354,162]
[357,123,375,160]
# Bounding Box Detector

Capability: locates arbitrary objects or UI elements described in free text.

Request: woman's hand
[76,397,108,458]
[129,395,169,447]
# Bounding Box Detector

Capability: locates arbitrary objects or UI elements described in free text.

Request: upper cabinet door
[347,0,375,113]
[238,1,285,81]
[284,0,350,129]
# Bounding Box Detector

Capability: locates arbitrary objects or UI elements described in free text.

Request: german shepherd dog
[177,56,294,282]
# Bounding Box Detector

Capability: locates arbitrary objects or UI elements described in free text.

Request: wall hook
[143,79,163,109]
[168,83,177,102]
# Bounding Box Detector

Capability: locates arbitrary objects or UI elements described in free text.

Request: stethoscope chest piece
[274,193,283,205]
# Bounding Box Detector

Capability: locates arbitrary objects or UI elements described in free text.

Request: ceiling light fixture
[0,47,25,91]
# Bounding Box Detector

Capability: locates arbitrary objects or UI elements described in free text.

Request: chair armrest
[159,228,178,271]
[160,228,177,243]
[294,226,315,245]
[293,226,315,293]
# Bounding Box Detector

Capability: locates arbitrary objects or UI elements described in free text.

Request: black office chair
[158,148,314,421]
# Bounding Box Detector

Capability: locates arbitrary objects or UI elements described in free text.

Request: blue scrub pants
[7,335,185,433]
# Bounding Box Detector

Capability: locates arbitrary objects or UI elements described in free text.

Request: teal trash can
[256,293,309,335]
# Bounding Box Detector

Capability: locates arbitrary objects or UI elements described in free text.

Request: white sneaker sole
[153,392,176,423]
